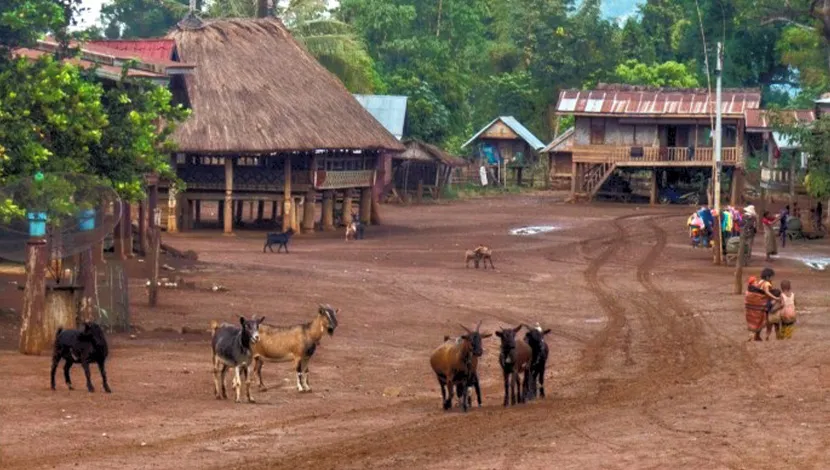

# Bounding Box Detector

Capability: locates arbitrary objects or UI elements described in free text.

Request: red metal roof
[556,85,761,117]
[88,39,176,62]
[744,109,815,131]
[15,47,167,81]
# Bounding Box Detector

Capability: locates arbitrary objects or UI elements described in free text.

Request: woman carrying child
[778,280,797,339]
[744,268,779,341]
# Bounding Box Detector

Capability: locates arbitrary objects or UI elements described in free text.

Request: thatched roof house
[399,140,466,167]
[168,17,403,154]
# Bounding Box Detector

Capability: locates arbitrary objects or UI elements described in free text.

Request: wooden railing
[573,146,741,164]
[314,170,375,190]
[760,167,804,191]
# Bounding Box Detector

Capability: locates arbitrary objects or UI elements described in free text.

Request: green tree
[101,0,189,39]
[614,60,700,87]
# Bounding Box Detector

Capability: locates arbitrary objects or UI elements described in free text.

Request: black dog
[50,322,111,393]
[264,228,294,253]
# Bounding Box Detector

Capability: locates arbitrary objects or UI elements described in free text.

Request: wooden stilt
[570,161,577,197]
[257,200,264,221]
[650,169,658,205]
[302,190,316,233]
[235,200,243,224]
[271,201,278,221]
[224,158,234,234]
[283,155,292,232]
[291,197,300,233]
[730,167,743,206]
[342,189,353,226]
[138,201,147,255]
[148,227,160,307]
[195,200,201,224]
[182,199,192,232]
[416,180,424,204]
[360,187,372,225]
[217,199,224,224]
[19,239,48,355]
[322,190,335,231]
[113,211,126,261]
[248,201,254,220]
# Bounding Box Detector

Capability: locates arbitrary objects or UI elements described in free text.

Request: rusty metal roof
[542,127,574,153]
[556,86,761,117]
[744,109,815,131]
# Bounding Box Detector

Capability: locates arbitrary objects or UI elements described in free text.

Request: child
[765,288,784,340]
[778,280,796,339]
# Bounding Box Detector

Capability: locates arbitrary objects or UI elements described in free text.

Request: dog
[264,228,294,253]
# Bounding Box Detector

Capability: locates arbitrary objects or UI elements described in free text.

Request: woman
[761,211,779,261]
[742,205,757,259]
[744,268,779,341]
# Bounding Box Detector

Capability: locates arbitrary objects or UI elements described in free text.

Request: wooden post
[124,203,134,256]
[360,187,372,225]
[138,201,148,255]
[342,189,353,226]
[416,180,424,204]
[225,157,234,234]
[271,201,278,221]
[257,200,264,221]
[182,199,192,232]
[302,190,316,233]
[235,200,243,224]
[19,239,48,355]
[283,155,292,232]
[730,167,743,206]
[248,201,254,220]
[322,190,335,231]
[113,211,126,261]
[77,248,95,323]
[217,199,224,224]
[713,212,723,265]
[650,169,658,205]
[291,197,300,233]
[570,161,578,197]
[733,230,747,295]
[195,200,201,224]
[148,227,160,307]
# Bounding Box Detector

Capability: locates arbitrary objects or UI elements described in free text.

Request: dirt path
[1,196,828,470]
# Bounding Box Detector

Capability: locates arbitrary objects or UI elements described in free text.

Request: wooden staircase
[579,163,616,199]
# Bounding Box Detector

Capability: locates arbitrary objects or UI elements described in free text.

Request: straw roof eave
[169,17,403,155]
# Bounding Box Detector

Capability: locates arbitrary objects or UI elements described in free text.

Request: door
[590,119,606,145]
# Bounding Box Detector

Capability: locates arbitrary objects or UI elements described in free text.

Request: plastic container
[78,208,96,231]
[27,212,47,237]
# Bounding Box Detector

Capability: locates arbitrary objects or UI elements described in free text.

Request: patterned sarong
[744,285,768,332]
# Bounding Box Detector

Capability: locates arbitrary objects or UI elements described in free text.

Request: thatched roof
[399,140,466,167]
[168,17,403,154]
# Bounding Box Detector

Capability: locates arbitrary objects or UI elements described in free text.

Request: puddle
[509,225,559,236]
[785,255,830,271]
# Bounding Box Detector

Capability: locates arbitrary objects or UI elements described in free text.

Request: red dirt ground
[1,194,829,470]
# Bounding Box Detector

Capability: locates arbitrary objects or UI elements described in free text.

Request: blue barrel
[78,208,96,231]
[27,212,47,237]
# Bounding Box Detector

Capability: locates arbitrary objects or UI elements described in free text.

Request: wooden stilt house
[389,140,466,202]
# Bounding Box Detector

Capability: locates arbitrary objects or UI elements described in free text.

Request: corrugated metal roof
[353,94,408,140]
[773,132,798,149]
[556,87,761,117]
[542,127,574,153]
[745,109,815,131]
[462,116,545,150]
[88,39,177,62]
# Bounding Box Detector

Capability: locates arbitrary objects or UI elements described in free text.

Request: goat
[464,250,480,269]
[474,245,494,269]
[430,321,491,412]
[252,304,339,393]
[495,324,531,407]
[50,322,111,393]
[444,335,482,408]
[522,323,551,400]
[210,315,264,403]
[263,228,294,253]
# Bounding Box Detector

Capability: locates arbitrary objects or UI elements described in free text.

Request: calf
[263,228,294,253]
[474,245,494,269]
[495,324,531,407]
[522,323,551,400]
[430,321,491,412]
[252,305,339,393]
[50,322,111,393]
[210,315,264,403]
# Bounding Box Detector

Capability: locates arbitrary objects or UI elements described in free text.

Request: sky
[76,0,643,30]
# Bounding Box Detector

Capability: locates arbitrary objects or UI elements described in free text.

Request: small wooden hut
[390,140,466,201]
[150,16,402,233]
[461,116,545,186]
[543,127,574,189]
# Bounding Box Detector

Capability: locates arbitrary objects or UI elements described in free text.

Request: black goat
[210,315,264,403]
[522,323,551,400]
[496,325,531,407]
[263,228,294,253]
[50,322,111,393]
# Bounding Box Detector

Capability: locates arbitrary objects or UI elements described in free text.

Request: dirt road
[0,195,828,470]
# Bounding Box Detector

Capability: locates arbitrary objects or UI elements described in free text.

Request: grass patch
[443,183,529,200]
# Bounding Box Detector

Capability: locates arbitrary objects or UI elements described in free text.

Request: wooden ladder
[581,163,616,199]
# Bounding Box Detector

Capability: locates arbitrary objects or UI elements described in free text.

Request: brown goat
[474,245,494,269]
[495,324,531,407]
[444,335,482,408]
[430,322,491,412]
[251,305,339,393]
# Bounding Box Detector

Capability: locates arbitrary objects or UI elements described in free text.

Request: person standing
[762,211,779,261]
[697,203,714,248]
[744,268,779,342]
[779,205,790,248]
[742,205,758,260]
[778,280,797,339]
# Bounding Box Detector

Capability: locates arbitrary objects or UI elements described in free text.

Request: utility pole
[713,42,724,265]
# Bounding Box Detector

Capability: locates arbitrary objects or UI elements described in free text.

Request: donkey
[474,245,494,269]
[210,315,264,403]
[495,324,531,407]
[252,305,339,393]
[430,321,491,412]
[50,322,111,393]
[522,323,551,400]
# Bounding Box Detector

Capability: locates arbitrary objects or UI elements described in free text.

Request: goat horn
[458,323,472,333]
[475,320,482,332]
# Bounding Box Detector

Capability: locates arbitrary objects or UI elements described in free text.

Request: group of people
[687,203,795,262]
[744,268,797,341]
